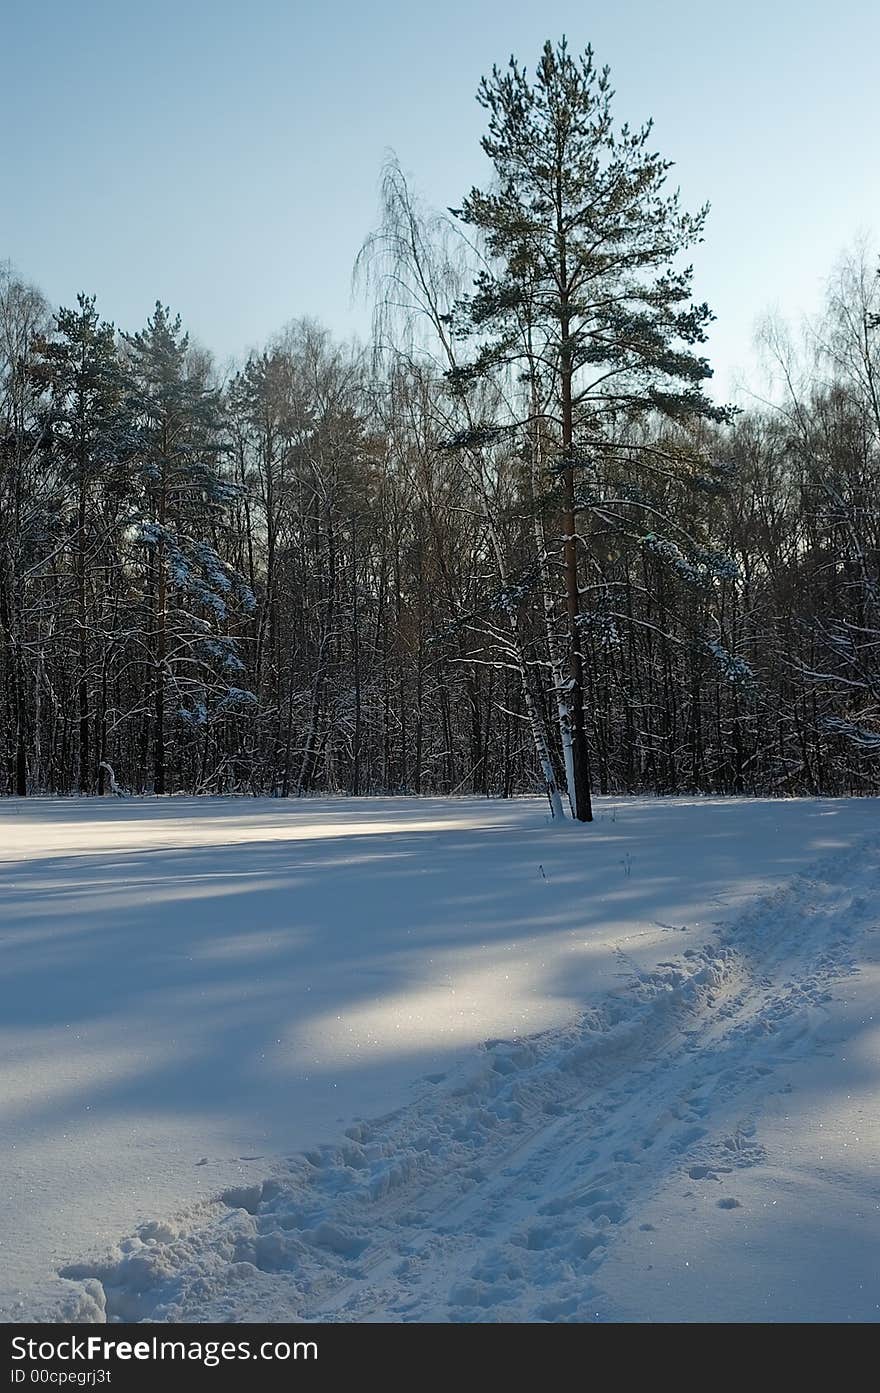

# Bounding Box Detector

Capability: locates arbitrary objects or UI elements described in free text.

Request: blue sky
[2,1,878,399]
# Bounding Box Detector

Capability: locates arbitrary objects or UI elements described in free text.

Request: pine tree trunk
[77,475,90,794]
[561,359,593,821]
[557,196,592,821]
[153,469,167,796]
[529,413,574,810]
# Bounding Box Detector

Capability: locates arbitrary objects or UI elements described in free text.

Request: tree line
[2,39,878,811]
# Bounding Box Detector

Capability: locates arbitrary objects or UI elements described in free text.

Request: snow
[0,794,878,1322]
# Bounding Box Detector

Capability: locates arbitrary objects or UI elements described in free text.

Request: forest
[2,40,879,816]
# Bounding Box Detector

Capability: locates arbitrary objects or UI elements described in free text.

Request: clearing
[1,795,877,1321]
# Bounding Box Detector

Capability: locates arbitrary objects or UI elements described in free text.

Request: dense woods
[2,41,879,809]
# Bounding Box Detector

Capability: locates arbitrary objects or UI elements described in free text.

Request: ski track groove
[46,836,877,1324]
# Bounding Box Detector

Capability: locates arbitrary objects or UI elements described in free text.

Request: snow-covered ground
[1,795,878,1322]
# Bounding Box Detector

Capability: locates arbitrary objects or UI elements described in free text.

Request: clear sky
[2,0,877,401]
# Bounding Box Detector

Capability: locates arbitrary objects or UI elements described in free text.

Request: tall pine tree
[125,304,254,794]
[33,295,128,792]
[451,38,728,819]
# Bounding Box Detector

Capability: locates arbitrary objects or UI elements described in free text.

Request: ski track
[48,837,877,1324]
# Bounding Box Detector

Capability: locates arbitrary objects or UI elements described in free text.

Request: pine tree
[0,268,51,795]
[125,303,253,794]
[32,295,128,792]
[451,38,728,819]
